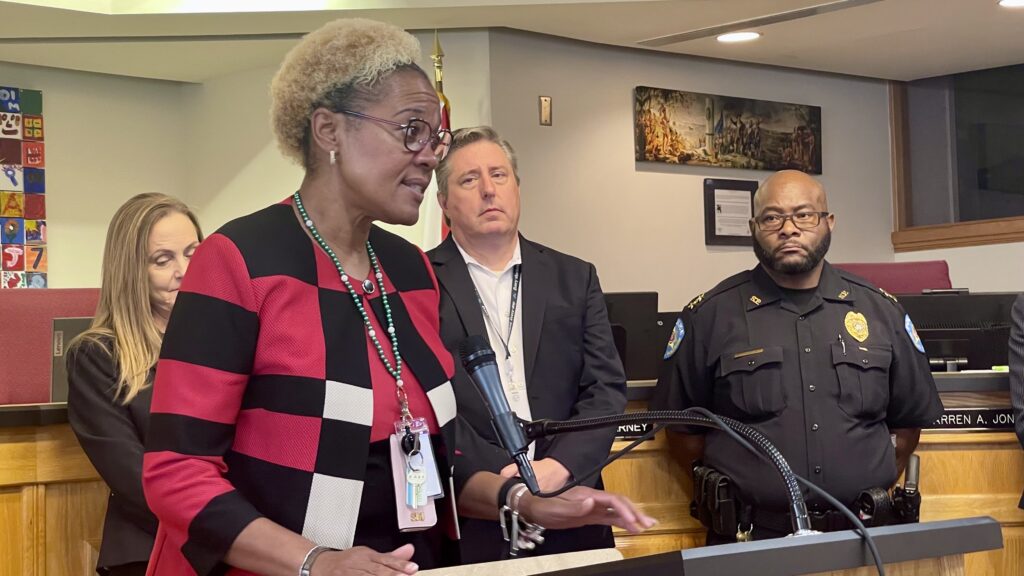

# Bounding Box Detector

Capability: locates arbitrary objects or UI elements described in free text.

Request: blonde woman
[67,193,202,576]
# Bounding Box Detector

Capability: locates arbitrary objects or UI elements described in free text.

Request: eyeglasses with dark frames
[754,211,830,232]
[339,110,453,159]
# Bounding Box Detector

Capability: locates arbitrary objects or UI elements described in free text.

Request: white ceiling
[0,0,1022,83]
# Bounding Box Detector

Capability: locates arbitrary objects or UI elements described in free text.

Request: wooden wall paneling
[601,408,705,559]
[0,424,105,576]
[0,487,31,576]
[45,481,107,576]
[598,417,1023,575]
[2,418,1021,575]
[33,426,100,484]
[30,485,44,576]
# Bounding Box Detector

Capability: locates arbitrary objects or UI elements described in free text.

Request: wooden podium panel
[0,424,107,576]
[600,400,1024,575]
[1,406,1020,575]
[601,403,702,558]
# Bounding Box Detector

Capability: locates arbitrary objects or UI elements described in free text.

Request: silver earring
[329,150,337,165]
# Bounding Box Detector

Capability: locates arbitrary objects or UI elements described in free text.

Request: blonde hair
[270,18,423,167]
[71,193,203,404]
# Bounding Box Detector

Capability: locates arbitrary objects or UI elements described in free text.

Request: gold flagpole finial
[430,30,446,95]
[430,29,451,130]
[432,29,445,62]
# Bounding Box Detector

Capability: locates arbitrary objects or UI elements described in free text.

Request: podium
[426,517,1002,576]
[546,517,1001,576]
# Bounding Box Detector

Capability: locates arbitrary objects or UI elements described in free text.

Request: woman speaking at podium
[140,18,653,576]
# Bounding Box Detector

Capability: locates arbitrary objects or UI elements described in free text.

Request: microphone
[459,335,541,495]
[904,453,920,495]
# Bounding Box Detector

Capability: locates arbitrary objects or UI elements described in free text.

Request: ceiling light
[999,0,1024,6]
[717,31,762,43]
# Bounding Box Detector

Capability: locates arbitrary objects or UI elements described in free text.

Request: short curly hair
[270,18,422,166]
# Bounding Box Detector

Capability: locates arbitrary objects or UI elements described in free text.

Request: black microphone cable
[522,408,886,576]
[526,409,810,532]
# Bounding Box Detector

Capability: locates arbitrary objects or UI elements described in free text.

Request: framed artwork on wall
[703,178,757,247]
[634,86,822,174]
[0,85,46,289]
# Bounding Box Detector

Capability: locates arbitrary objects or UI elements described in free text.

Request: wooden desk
[600,402,1024,575]
[2,401,1021,575]
[0,423,106,576]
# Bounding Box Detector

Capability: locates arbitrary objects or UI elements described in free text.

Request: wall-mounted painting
[634,86,822,174]
[1,85,46,289]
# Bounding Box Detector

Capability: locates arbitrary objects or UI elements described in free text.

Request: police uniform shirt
[651,262,943,512]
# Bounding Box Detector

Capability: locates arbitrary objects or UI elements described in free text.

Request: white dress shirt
[454,238,534,460]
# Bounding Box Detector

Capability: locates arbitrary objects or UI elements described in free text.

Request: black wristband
[497,477,525,508]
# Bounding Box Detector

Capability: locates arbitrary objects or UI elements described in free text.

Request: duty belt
[752,506,855,534]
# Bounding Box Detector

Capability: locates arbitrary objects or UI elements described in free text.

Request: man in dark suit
[1008,294,1024,509]
[428,126,627,563]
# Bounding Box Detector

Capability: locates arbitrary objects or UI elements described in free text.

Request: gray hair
[436,126,520,199]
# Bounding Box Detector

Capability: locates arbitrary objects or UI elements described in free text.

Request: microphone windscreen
[459,335,496,372]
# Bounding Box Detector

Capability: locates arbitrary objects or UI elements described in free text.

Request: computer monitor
[50,317,93,402]
[604,292,663,380]
[898,292,1018,371]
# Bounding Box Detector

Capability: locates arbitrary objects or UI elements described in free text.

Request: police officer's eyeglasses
[754,211,830,232]
[339,110,453,159]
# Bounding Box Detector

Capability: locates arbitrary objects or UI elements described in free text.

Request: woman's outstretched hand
[313,543,418,576]
[519,486,657,533]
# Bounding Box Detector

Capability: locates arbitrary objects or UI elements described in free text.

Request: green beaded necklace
[293,191,411,421]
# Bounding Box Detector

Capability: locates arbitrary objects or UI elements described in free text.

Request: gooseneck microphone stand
[522,407,816,536]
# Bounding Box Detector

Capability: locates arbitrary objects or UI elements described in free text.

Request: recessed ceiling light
[999,0,1024,6]
[717,31,762,43]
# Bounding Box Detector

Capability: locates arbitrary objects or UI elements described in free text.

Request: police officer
[652,170,943,544]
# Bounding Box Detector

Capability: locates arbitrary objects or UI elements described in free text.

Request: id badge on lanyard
[390,417,442,531]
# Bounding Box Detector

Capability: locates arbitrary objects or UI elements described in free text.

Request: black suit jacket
[1008,294,1024,509]
[428,235,627,562]
[67,338,158,572]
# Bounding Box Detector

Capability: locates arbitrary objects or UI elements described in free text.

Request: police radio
[892,453,922,523]
[855,453,922,526]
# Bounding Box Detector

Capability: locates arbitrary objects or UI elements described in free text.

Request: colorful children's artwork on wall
[1,112,21,139]
[23,193,44,218]
[2,164,23,191]
[3,243,25,271]
[2,217,24,244]
[3,271,26,288]
[25,245,46,273]
[0,86,45,289]
[1,191,24,216]
[22,141,44,168]
[25,219,45,244]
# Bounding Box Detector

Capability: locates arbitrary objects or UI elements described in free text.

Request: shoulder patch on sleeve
[664,317,685,359]
[905,313,926,353]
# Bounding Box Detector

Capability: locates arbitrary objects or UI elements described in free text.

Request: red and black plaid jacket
[143,199,474,575]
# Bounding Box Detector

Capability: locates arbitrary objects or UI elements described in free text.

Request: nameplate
[615,422,655,441]
[927,408,1015,431]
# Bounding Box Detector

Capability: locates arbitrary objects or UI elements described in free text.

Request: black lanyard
[472,264,521,360]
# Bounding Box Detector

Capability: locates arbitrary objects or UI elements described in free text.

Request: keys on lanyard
[402,425,428,509]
